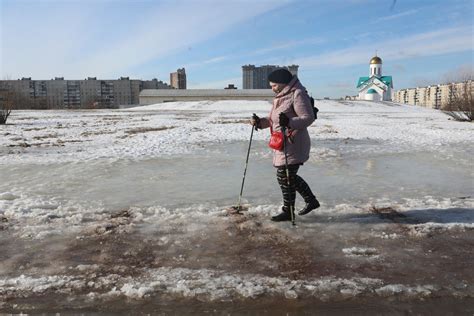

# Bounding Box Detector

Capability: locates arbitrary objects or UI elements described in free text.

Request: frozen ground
[0,100,473,314]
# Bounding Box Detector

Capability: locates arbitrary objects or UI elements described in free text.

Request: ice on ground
[2,266,467,303]
[1,188,472,240]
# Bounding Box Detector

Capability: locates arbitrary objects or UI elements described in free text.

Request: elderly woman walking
[251,68,320,222]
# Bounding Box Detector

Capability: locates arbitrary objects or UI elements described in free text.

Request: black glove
[252,113,260,130]
[279,112,289,128]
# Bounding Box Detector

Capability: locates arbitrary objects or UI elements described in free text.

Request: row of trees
[0,87,118,124]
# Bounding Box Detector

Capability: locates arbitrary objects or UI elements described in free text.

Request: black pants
[276,164,316,211]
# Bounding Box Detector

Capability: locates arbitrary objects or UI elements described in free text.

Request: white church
[357,55,393,101]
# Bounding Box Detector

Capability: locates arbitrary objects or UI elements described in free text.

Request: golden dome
[370,56,382,64]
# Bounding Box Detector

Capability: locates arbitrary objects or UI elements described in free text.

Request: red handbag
[268,126,284,150]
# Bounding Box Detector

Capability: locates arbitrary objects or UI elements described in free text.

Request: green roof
[380,76,393,87]
[356,75,393,88]
[367,89,377,94]
[357,77,370,88]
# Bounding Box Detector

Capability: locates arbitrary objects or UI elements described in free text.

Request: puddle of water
[1,141,472,210]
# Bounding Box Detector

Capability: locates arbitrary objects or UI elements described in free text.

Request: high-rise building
[242,65,299,89]
[170,68,187,89]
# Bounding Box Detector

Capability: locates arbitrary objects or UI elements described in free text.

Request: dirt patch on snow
[124,126,176,135]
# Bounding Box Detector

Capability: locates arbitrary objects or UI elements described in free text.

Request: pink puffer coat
[259,76,315,167]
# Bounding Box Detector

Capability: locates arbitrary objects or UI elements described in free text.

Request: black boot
[298,198,320,215]
[271,207,292,222]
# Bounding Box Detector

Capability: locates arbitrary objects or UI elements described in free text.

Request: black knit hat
[268,68,293,84]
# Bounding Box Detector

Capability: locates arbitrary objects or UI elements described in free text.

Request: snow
[1,100,472,164]
[1,100,473,311]
[342,247,379,257]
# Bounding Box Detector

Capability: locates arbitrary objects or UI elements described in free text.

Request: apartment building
[0,77,172,109]
[170,68,187,89]
[242,65,299,89]
[414,87,427,106]
[394,80,473,109]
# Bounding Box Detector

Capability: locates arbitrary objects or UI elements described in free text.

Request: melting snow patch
[97,268,386,301]
[74,264,101,272]
[0,192,19,200]
[1,267,467,303]
[0,274,79,296]
[375,284,436,298]
[342,247,379,258]
[120,283,153,299]
[408,223,474,237]
[372,232,400,239]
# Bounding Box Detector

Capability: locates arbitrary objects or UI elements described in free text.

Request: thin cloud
[184,55,232,70]
[202,56,229,64]
[75,1,290,78]
[375,9,418,22]
[182,36,325,72]
[294,26,473,69]
[2,3,99,79]
[1,1,290,79]
[253,37,326,55]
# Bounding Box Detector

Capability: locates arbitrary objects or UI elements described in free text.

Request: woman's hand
[250,113,260,130]
[279,112,289,128]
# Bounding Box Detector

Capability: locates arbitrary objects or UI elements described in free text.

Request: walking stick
[281,126,296,226]
[231,114,257,214]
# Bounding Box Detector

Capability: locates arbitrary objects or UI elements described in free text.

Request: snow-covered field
[1,100,473,314]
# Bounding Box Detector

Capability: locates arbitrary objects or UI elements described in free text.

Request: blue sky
[1,0,472,98]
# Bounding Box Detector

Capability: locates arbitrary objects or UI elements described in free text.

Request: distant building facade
[0,77,171,109]
[170,68,187,89]
[139,89,274,104]
[242,65,299,89]
[356,56,393,101]
[394,80,473,109]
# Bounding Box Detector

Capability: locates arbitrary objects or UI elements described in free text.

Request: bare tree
[0,86,14,125]
[441,64,473,84]
[442,81,474,122]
